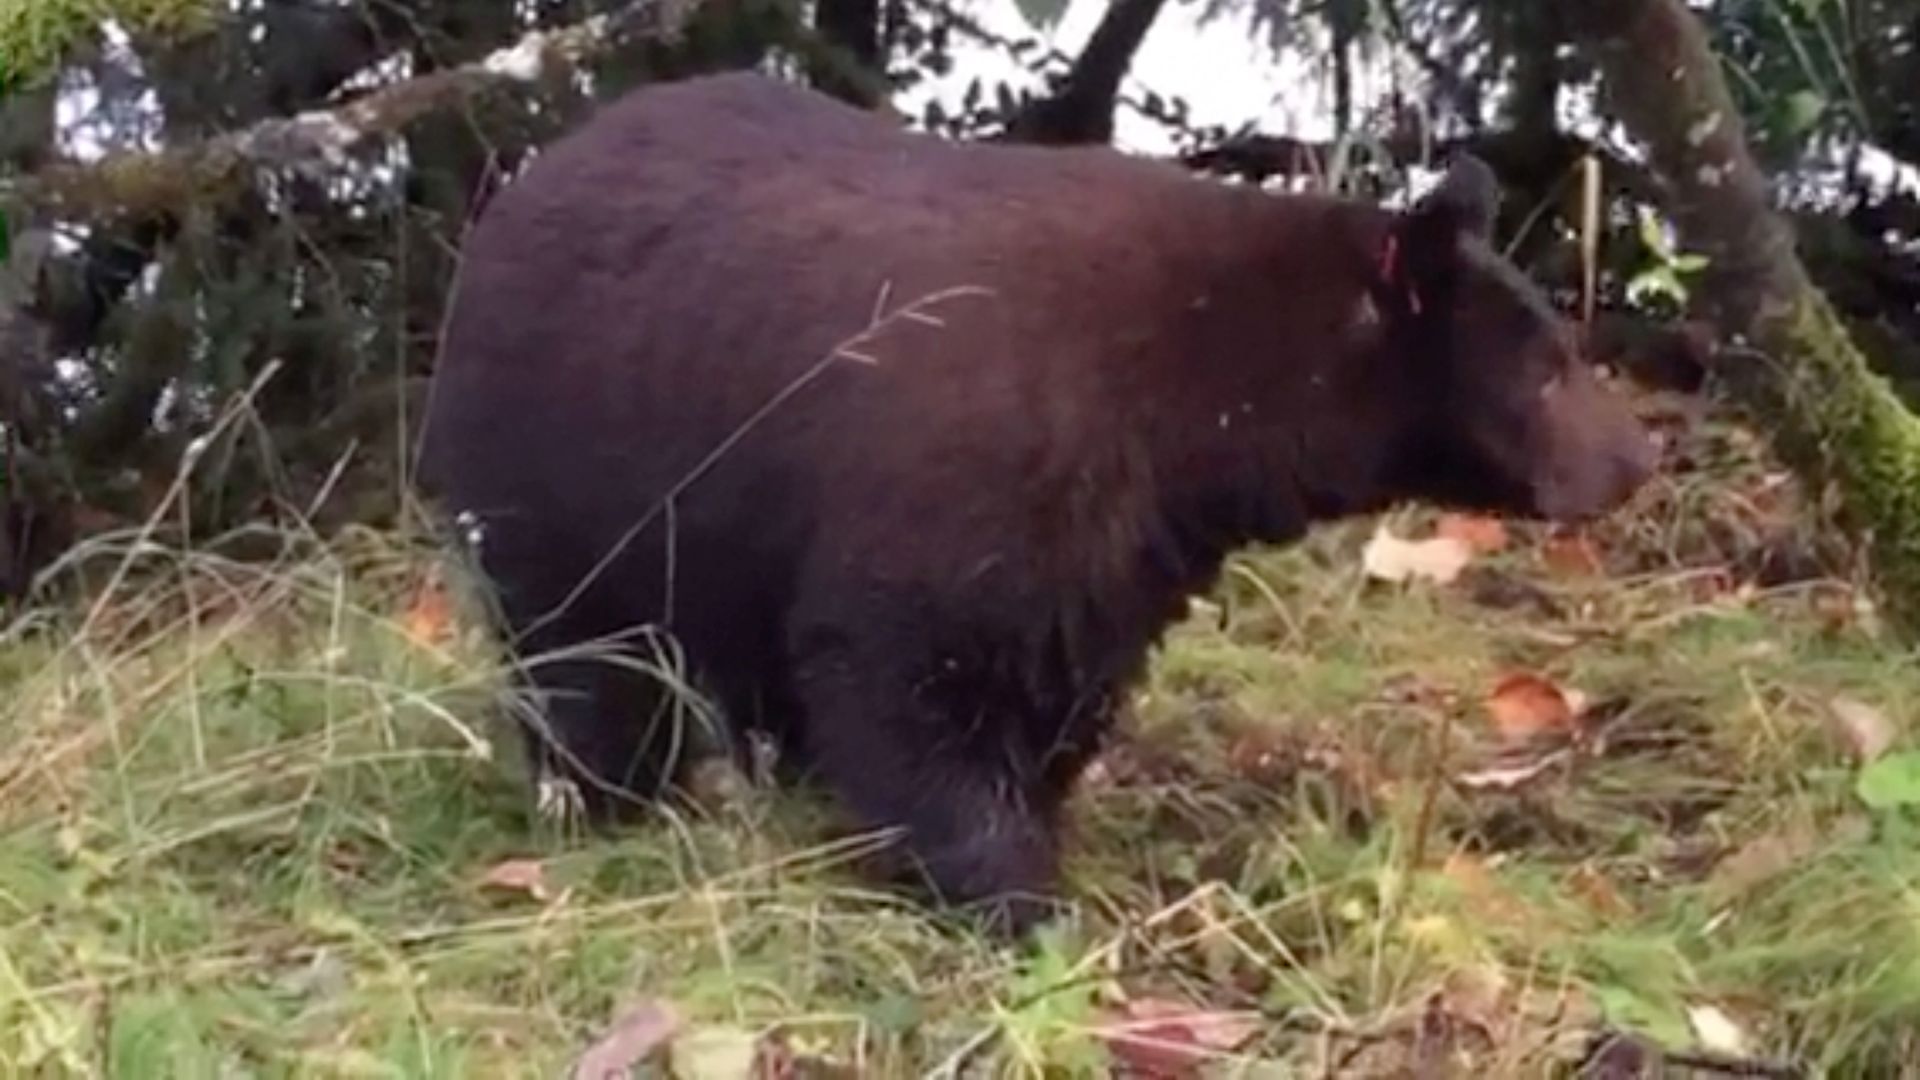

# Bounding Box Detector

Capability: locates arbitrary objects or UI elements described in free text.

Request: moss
[1743,290,1920,632]
[0,0,214,89]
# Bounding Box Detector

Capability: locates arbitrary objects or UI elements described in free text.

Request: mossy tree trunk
[1563,0,1920,632]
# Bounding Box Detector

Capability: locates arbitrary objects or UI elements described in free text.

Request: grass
[4,396,1920,1077]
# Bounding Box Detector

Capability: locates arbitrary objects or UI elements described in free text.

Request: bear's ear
[1411,153,1500,240]
[1376,154,1501,316]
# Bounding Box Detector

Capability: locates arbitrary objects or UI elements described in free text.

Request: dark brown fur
[417,72,1654,932]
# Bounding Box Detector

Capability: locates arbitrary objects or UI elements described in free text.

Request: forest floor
[4,386,1920,1079]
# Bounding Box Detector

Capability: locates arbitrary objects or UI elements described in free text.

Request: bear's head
[1372,155,1658,523]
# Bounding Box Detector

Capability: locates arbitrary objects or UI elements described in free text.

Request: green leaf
[1011,0,1069,31]
[1636,208,1676,261]
[1856,751,1920,809]
[1781,89,1827,138]
[864,993,922,1035]
[1669,253,1711,274]
[1626,266,1688,310]
[1594,985,1692,1050]
[668,1024,759,1080]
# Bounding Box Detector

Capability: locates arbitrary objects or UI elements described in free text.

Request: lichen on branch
[1,0,706,222]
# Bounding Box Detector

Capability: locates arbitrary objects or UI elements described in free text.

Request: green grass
[5,406,1920,1077]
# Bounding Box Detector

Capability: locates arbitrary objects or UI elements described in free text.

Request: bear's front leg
[786,621,1067,936]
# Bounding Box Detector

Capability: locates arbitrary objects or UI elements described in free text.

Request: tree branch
[1003,0,1170,145]
[1178,127,1667,210]
[1375,0,1482,130]
[3,0,709,224]
[66,243,199,469]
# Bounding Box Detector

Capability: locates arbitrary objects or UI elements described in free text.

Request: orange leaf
[1482,673,1584,743]
[1096,998,1258,1078]
[1541,531,1604,577]
[1437,852,1557,935]
[1566,863,1631,919]
[1687,568,1736,603]
[1436,513,1510,555]
[1438,852,1525,921]
[1227,732,1291,785]
[478,857,552,901]
[403,568,455,646]
[1440,850,1497,893]
[1810,584,1868,634]
[1827,696,1896,763]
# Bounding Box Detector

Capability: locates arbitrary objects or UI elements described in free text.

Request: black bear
[417,71,1655,931]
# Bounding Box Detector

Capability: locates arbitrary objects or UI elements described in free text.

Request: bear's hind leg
[787,621,1066,935]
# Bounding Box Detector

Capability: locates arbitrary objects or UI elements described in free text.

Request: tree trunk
[810,0,883,105]
[1003,0,1169,145]
[1493,5,1568,266]
[1564,0,1920,631]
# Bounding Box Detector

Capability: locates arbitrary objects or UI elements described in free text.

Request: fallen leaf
[1227,731,1292,785]
[1685,568,1736,604]
[1566,863,1631,919]
[1827,696,1896,763]
[1096,997,1259,1077]
[478,857,552,902]
[1455,753,1564,790]
[1705,828,1810,904]
[1435,852,1546,934]
[1436,964,1511,1037]
[571,1000,683,1080]
[1482,673,1586,743]
[669,1024,761,1080]
[1686,1003,1749,1056]
[402,567,455,647]
[1541,531,1605,577]
[1436,513,1510,555]
[1704,815,1869,904]
[1362,523,1473,586]
[1811,584,1869,634]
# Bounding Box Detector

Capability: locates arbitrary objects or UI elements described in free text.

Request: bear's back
[419,73,1281,514]
[417,72,1379,657]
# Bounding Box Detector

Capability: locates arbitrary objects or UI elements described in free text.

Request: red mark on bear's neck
[1376,231,1422,316]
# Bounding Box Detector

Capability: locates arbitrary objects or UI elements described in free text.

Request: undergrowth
[2,394,1919,1078]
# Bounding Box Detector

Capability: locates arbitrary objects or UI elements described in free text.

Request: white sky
[900,0,1918,200]
[47,0,1919,196]
[896,0,1362,155]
